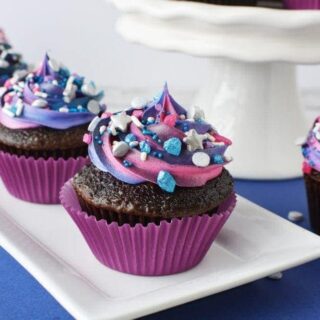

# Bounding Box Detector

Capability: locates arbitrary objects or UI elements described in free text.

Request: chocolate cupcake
[0,53,105,203]
[0,29,27,86]
[302,118,320,234]
[61,84,236,275]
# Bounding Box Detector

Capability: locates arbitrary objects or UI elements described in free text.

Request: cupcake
[302,117,320,234]
[284,0,320,9]
[0,53,105,204]
[0,29,28,86]
[61,84,236,276]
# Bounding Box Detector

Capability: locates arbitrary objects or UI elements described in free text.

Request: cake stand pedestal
[110,0,320,179]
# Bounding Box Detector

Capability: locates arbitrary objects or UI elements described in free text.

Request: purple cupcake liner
[60,181,237,276]
[0,151,88,204]
[284,0,320,9]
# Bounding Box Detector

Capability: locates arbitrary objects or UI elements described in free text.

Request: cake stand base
[194,59,308,179]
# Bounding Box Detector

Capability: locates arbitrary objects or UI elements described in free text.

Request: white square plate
[0,181,320,320]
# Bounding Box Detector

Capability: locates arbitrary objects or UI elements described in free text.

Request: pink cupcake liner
[60,181,237,276]
[284,0,320,9]
[0,151,88,204]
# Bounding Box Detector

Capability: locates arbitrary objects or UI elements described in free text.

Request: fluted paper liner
[0,151,88,204]
[60,181,237,276]
[304,173,320,234]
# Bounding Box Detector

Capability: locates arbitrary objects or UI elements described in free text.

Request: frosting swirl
[0,54,104,130]
[0,29,27,86]
[302,117,320,172]
[86,84,232,192]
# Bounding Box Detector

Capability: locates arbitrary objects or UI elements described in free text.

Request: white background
[1,0,320,92]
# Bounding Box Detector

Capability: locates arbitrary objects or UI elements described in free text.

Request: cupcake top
[302,117,320,173]
[0,29,27,86]
[0,54,104,130]
[85,84,232,193]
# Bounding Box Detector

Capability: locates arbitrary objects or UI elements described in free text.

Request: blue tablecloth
[1,179,320,320]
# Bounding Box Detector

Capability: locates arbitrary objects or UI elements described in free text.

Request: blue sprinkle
[152,134,158,140]
[139,141,151,154]
[98,140,103,145]
[94,135,99,141]
[152,151,158,157]
[157,139,162,144]
[212,154,224,164]
[124,133,137,144]
[123,160,133,167]
[163,137,182,156]
[142,128,154,136]
[157,152,163,159]
[157,171,176,193]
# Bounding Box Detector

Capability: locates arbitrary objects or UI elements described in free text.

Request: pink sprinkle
[132,110,143,118]
[4,79,12,89]
[4,94,12,103]
[303,161,312,174]
[101,112,112,119]
[163,114,177,127]
[83,133,92,144]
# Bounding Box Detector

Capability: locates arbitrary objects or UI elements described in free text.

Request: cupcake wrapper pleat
[284,0,320,9]
[0,151,88,204]
[304,173,320,234]
[60,181,237,276]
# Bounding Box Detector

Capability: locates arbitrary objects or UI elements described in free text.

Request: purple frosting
[0,54,104,129]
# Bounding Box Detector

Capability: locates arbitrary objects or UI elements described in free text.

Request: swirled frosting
[302,117,320,173]
[0,54,104,130]
[85,84,232,192]
[0,29,27,86]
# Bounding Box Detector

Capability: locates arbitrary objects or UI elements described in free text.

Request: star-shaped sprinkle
[183,129,207,152]
[110,111,132,133]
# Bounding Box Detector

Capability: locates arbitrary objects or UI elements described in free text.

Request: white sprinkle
[129,141,139,148]
[87,99,100,115]
[66,76,75,86]
[140,152,147,161]
[0,59,9,68]
[131,115,143,128]
[2,108,15,117]
[48,58,60,72]
[26,73,34,79]
[147,117,155,123]
[88,116,100,132]
[112,141,130,157]
[224,155,233,162]
[59,107,69,113]
[32,99,47,108]
[131,96,147,109]
[35,91,48,98]
[63,96,71,103]
[268,272,283,280]
[81,82,96,96]
[99,125,107,135]
[179,114,186,120]
[192,152,210,167]
[52,80,58,86]
[18,81,25,88]
[288,211,304,222]
[15,100,24,116]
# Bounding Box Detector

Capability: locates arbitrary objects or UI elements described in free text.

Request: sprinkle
[139,141,151,154]
[192,152,210,167]
[94,135,99,141]
[110,111,132,132]
[157,170,176,193]
[52,79,59,86]
[35,91,48,98]
[288,211,304,222]
[164,137,182,156]
[131,115,144,128]
[140,152,147,161]
[212,154,224,164]
[124,133,137,144]
[147,117,155,124]
[179,114,186,120]
[88,116,100,132]
[59,106,69,113]
[129,141,139,148]
[32,99,48,108]
[224,155,233,162]
[107,123,118,136]
[142,128,154,136]
[268,272,283,280]
[87,99,100,115]
[83,133,92,144]
[112,141,130,157]
[183,129,206,152]
[205,133,216,142]
[123,160,133,167]
[131,96,148,109]
[15,100,24,117]
[152,134,158,140]
[99,125,107,135]
[98,140,103,145]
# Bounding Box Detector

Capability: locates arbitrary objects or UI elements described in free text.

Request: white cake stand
[110,0,320,179]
